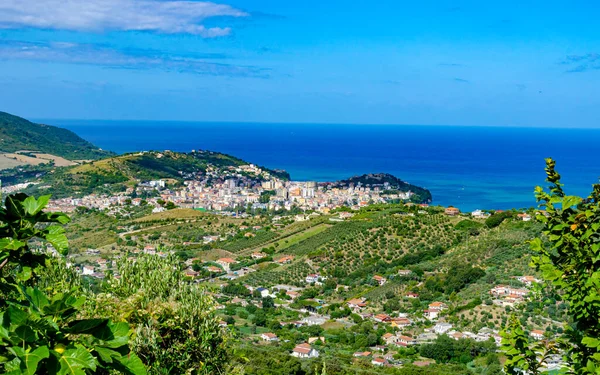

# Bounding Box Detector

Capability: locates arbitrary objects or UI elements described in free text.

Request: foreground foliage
[503,158,600,374]
[0,193,145,374]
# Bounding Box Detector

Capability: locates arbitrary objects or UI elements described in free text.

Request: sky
[0,0,598,127]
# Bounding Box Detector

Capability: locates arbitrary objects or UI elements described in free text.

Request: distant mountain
[327,172,432,203]
[0,111,113,160]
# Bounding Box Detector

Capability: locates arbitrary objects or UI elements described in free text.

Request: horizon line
[31,117,600,131]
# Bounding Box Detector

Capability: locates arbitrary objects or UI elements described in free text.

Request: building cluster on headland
[36,163,414,215]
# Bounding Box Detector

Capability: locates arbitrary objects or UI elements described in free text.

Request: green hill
[328,172,433,204]
[0,111,113,160]
[23,150,289,198]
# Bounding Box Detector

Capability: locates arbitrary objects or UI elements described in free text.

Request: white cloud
[0,40,270,77]
[0,0,249,37]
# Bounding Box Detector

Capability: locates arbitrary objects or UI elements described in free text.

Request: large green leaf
[67,319,107,334]
[94,346,120,364]
[14,325,37,343]
[43,212,71,225]
[114,352,148,375]
[4,193,28,218]
[22,195,51,216]
[54,345,97,375]
[7,345,50,375]
[7,306,29,326]
[91,322,130,348]
[25,287,50,311]
[45,226,69,255]
[0,237,26,251]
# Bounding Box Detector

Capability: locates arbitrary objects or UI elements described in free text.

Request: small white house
[291,343,319,358]
[530,330,545,341]
[82,265,95,275]
[256,287,270,298]
[260,333,279,342]
[434,323,453,335]
[216,258,237,271]
[305,274,320,284]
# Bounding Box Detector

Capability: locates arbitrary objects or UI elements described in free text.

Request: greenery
[0,111,113,160]
[0,193,145,374]
[503,158,600,374]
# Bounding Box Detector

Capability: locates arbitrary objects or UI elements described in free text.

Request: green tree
[503,158,599,374]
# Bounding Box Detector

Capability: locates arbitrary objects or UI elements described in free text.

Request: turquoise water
[40,119,600,212]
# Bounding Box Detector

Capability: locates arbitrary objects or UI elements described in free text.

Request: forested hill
[327,173,432,203]
[17,150,290,198]
[0,111,113,160]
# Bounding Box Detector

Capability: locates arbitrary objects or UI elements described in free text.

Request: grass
[321,321,345,330]
[133,208,206,222]
[237,326,271,335]
[271,224,331,251]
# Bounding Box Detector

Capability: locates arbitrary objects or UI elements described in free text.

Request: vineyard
[240,260,315,286]
[221,231,280,252]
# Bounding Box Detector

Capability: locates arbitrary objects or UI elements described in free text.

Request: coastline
[43,120,600,212]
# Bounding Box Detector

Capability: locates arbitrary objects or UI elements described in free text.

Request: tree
[262,296,275,309]
[0,194,145,375]
[503,158,598,374]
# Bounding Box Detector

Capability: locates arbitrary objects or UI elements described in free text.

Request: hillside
[21,149,290,198]
[60,201,552,374]
[327,173,432,203]
[0,111,113,161]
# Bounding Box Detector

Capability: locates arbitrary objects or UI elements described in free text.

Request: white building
[434,323,453,334]
[291,343,319,358]
[260,333,279,342]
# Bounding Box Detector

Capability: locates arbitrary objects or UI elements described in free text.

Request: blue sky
[0,0,598,127]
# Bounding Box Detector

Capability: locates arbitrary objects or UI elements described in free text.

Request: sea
[40,119,600,212]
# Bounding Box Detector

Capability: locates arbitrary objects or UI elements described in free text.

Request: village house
[291,343,319,358]
[406,292,419,299]
[305,274,320,284]
[206,266,223,273]
[382,333,397,345]
[347,298,368,310]
[517,275,540,286]
[231,297,248,307]
[286,290,300,299]
[490,285,529,300]
[397,335,417,346]
[530,330,545,341]
[277,256,294,264]
[424,309,439,320]
[216,258,237,271]
[471,209,489,219]
[308,337,326,344]
[445,206,460,216]
[81,265,95,276]
[185,268,199,278]
[390,317,412,328]
[260,333,279,342]
[371,358,388,367]
[373,314,391,323]
[373,275,387,286]
[397,269,412,276]
[517,213,532,221]
[353,351,371,358]
[251,252,266,260]
[255,287,270,298]
[434,322,453,334]
[428,302,448,311]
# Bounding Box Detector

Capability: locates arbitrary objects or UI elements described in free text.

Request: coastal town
[15,161,416,215]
